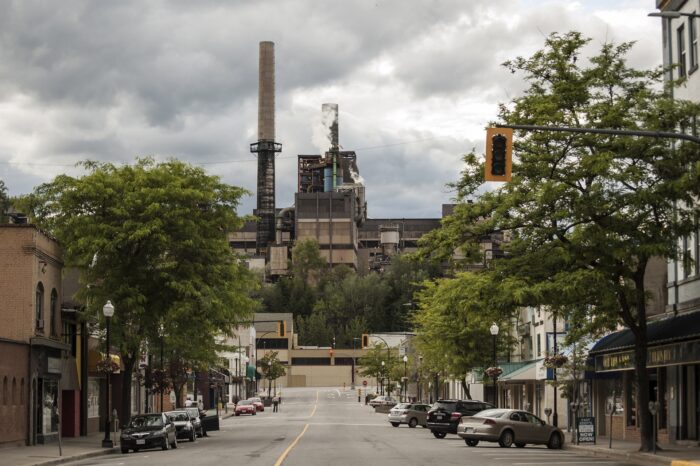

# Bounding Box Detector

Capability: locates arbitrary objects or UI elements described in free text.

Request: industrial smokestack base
[251,41,282,256]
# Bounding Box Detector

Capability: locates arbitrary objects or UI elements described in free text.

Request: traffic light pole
[495,124,700,144]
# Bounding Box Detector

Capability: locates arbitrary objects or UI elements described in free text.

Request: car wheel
[498,430,514,448]
[235,413,240,416]
[391,422,400,427]
[121,446,129,454]
[515,442,526,448]
[432,431,447,439]
[547,432,562,450]
[408,418,418,428]
[162,438,169,451]
[253,411,257,415]
[465,439,479,447]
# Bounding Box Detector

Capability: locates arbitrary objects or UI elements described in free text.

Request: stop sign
[362,380,368,386]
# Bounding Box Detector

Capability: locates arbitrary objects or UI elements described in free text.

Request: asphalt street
[66,387,636,466]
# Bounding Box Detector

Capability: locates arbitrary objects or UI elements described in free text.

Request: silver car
[457,409,564,449]
[388,403,431,428]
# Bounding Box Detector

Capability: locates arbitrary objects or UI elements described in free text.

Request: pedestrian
[272,395,279,412]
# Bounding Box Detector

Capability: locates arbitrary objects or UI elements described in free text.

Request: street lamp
[490,322,499,408]
[403,355,408,402]
[158,323,165,412]
[102,301,115,448]
[351,337,360,390]
[381,361,385,396]
[418,355,423,402]
[244,356,250,399]
[267,360,272,398]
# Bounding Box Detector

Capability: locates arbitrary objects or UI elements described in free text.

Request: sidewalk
[565,435,700,466]
[1,432,117,466]
[3,411,234,466]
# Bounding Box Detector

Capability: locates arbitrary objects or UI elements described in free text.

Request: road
[67,387,634,466]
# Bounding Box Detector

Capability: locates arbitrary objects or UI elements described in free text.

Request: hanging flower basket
[484,366,503,378]
[544,354,568,369]
[96,358,120,374]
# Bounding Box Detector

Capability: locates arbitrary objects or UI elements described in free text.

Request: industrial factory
[230,41,498,277]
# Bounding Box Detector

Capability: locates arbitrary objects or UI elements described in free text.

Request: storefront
[589,311,700,444]
[29,336,70,444]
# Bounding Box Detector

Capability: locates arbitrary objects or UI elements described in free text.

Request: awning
[498,360,540,383]
[590,311,700,355]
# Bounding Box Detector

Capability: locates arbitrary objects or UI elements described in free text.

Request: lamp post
[402,355,408,402]
[101,301,115,448]
[267,360,272,398]
[158,323,165,412]
[381,361,385,396]
[351,337,360,390]
[418,355,423,402]
[490,322,499,408]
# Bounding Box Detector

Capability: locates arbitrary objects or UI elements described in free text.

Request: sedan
[185,407,204,438]
[388,403,431,428]
[166,410,197,442]
[120,413,177,454]
[368,395,397,408]
[457,409,564,449]
[249,397,264,412]
[235,400,258,416]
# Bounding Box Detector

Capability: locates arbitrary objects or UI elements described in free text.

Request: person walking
[272,395,279,413]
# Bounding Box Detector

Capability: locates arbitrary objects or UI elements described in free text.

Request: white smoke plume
[311,104,337,155]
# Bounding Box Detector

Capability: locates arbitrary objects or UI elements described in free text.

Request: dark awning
[589,311,700,355]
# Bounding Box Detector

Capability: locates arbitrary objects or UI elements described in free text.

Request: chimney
[258,41,275,141]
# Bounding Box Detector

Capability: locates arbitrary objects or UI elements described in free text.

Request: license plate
[436,415,443,420]
[136,439,145,445]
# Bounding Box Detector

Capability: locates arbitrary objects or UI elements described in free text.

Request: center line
[273,390,318,466]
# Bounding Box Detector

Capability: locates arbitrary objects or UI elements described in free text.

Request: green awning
[246,365,256,381]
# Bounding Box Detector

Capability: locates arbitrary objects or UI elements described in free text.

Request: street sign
[577,416,596,444]
[362,380,368,386]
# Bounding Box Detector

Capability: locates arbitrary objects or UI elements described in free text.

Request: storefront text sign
[594,340,700,372]
[577,416,596,444]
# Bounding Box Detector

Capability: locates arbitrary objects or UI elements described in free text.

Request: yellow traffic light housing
[485,127,513,182]
[278,320,286,337]
[361,334,369,349]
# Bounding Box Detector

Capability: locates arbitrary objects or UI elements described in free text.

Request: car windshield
[432,401,456,411]
[129,415,163,428]
[167,412,189,422]
[395,403,411,409]
[239,400,252,405]
[185,408,199,418]
[476,409,510,418]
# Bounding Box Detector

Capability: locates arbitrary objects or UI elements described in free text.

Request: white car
[369,395,397,408]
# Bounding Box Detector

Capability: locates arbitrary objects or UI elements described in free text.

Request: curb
[565,443,674,466]
[670,462,700,466]
[29,447,116,466]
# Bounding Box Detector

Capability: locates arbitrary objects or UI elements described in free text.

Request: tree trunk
[461,379,472,400]
[633,275,653,452]
[121,356,136,426]
[173,382,186,408]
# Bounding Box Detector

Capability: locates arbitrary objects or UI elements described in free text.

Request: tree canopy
[22,158,259,421]
[418,32,700,451]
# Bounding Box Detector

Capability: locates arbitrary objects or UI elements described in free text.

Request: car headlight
[150,430,165,438]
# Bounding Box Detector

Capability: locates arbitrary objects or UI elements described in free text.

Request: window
[691,15,699,71]
[536,334,541,357]
[35,283,44,332]
[679,24,687,77]
[12,378,16,405]
[50,289,58,337]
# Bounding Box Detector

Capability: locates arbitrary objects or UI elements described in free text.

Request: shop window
[537,334,541,357]
[679,24,688,78]
[35,282,45,332]
[50,289,58,337]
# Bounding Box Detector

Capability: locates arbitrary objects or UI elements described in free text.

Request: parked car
[249,397,264,412]
[120,413,177,454]
[166,410,197,442]
[235,400,258,416]
[368,395,397,408]
[184,407,204,438]
[388,403,431,428]
[426,399,494,439]
[457,408,564,449]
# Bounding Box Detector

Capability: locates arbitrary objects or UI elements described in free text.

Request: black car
[120,413,177,453]
[426,400,495,439]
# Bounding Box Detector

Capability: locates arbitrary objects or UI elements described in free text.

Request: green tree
[419,32,700,451]
[0,179,9,223]
[358,344,396,394]
[412,272,514,399]
[23,158,258,422]
[259,351,286,397]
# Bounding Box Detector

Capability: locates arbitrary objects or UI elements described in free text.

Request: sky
[0,0,662,218]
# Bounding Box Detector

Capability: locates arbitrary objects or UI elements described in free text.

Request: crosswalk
[463,446,633,466]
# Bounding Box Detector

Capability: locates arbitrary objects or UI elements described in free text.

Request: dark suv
[426,399,494,438]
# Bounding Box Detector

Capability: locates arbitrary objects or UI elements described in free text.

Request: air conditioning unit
[36,319,44,329]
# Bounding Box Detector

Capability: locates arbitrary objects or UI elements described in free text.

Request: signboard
[169,390,176,404]
[595,340,700,372]
[577,416,596,444]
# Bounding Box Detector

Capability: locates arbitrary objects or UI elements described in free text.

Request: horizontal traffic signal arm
[494,124,700,144]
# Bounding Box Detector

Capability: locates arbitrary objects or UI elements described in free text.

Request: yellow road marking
[273,390,318,466]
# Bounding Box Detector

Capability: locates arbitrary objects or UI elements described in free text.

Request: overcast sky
[0,0,662,218]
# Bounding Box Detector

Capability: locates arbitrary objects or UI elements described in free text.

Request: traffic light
[278,320,286,337]
[361,334,369,349]
[485,127,513,182]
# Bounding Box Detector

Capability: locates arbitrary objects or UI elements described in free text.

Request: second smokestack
[258,41,275,141]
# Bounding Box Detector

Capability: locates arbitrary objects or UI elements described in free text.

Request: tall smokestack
[251,41,281,256]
